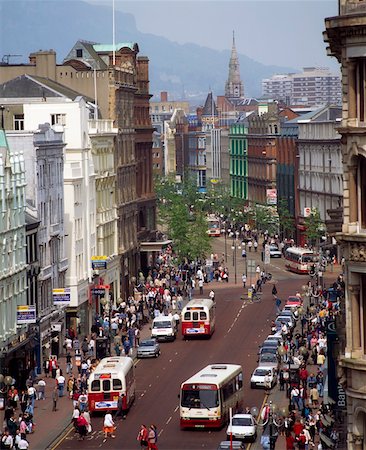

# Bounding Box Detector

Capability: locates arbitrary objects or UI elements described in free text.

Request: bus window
[102,379,111,391]
[113,379,122,390]
[91,380,100,392]
[192,312,199,321]
[236,373,243,389]
[200,311,207,320]
[184,312,190,321]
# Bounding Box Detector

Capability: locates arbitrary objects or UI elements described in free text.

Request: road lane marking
[174,405,179,412]
[166,416,172,424]
[158,428,164,437]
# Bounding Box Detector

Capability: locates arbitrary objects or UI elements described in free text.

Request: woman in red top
[137,424,148,449]
[285,431,295,450]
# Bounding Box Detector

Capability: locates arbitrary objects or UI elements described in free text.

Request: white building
[262,67,341,106]
[89,119,120,309]
[0,130,28,379]
[23,97,97,336]
[7,124,68,362]
[297,105,343,233]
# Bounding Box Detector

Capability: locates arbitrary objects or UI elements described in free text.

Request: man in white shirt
[37,378,46,400]
[57,374,65,397]
[17,435,29,450]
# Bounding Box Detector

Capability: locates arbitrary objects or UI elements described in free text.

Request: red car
[286,295,302,307]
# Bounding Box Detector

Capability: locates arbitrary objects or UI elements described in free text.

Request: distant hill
[0,0,295,104]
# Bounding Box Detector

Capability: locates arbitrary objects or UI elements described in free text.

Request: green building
[229,123,248,199]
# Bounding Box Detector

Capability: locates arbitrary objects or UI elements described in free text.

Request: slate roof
[0,74,93,102]
[202,92,218,116]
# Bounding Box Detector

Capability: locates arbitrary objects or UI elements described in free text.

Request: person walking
[275,297,282,314]
[242,273,247,289]
[37,378,46,400]
[103,412,116,439]
[198,278,204,295]
[147,424,158,450]
[137,424,149,449]
[57,373,65,397]
[52,386,58,411]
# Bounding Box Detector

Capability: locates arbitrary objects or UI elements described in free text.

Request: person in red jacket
[293,417,304,437]
[76,414,88,440]
[285,430,296,450]
[137,424,149,449]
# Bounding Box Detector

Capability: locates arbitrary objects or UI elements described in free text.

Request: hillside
[0,0,295,102]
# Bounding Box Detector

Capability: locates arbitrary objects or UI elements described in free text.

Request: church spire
[225,31,244,100]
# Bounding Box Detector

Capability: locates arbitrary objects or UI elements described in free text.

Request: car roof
[232,413,253,418]
[254,366,273,372]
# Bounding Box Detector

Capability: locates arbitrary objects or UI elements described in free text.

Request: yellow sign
[91,255,107,261]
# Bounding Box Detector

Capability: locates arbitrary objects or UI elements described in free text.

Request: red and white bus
[180,364,244,429]
[284,247,316,274]
[207,215,221,237]
[181,298,216,338]
[88,356,135,413]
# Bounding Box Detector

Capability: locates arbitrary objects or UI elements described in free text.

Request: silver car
[137,338,161,358]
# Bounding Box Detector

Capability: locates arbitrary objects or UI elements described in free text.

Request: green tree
[304,208,324,247]
[187,210,212,261]
[254,205,279,235]
[277,198,295,239]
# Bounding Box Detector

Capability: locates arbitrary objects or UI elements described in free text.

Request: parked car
[137,338,161,358]
[269,245,282,258]
[258,352,279,370]
[278,309,298,322]
[250,366,277,389]
[286,295,302,307]
[260,339,279,349]
[217,441,245,450]
[275,315,295,331]
[226,414,257,442]
[258,346,278,359]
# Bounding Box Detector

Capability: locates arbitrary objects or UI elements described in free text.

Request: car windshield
[254,369,270,376]
[260,354,276,362]
[260,347,277,354]
[181,389,219,409]
[153,321,172,329]
[232,417,253,426]
[140,340,155,346]
[270,246,279,251]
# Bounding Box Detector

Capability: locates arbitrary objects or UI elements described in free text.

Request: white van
[151,314,177,342]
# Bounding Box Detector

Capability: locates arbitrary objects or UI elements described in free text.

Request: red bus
[181,298,216,338]
[180,364,244,429]
[88,356,135,413]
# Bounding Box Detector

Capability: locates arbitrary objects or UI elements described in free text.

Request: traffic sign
[247,259,256,273]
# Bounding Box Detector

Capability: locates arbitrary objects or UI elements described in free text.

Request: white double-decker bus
[179,364,244,429]
[284,247,316,274]
[181,298,216,338]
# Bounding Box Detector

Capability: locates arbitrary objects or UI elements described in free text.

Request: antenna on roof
[112,0,116,65]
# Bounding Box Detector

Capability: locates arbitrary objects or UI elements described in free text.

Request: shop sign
[53,288,71,304]
[92,288,106,296]
[264,244,271,265]
[266,189,277,205]
[17,305,36,324]
[91,255,108,270]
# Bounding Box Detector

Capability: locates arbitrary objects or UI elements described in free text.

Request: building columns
[348,61,357,120]
[349,165,358,223]
[349,285,362,355]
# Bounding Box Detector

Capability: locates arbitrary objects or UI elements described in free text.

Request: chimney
[160,91,168,102]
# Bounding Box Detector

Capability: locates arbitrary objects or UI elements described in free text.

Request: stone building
[225,32,244,101]
[0,130,28,385]
[325,2,366,448]
[7,124,68,364]
[0,40,156,298]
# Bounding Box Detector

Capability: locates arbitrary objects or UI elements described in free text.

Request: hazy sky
[88,0,340,71]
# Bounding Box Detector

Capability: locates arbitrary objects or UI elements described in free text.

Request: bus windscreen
[181,388,219,409]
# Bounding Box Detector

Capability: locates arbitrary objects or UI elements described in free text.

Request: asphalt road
[55,240,306,450]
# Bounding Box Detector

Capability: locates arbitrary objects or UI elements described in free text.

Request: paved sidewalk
[249,266,342,449]
[0,316,154,450]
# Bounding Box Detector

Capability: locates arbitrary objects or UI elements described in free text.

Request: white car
[250,366,277,389]
[226,414,257,442]
[269,245,282,258]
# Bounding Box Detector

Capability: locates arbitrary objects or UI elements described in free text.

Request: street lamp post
[231,231,241,285]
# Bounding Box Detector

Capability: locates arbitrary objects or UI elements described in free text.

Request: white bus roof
[91,356,134,376]
[285,247,314,255]
[183,298,215,310]
[181,364,242,387]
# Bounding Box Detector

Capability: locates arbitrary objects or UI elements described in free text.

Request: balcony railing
[88,120,117,135]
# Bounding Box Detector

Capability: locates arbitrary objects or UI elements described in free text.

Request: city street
[53,239,311,450]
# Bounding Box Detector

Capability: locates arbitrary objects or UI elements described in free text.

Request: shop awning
[140,240,172,252]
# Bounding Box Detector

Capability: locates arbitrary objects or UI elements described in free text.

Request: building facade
[262,67,341,106]
[229,123,248,200]
[296,106,343,243]
[0,130,29,385]
[0,41,156,300]
[7,124,68,364]
[325,3,366,448]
